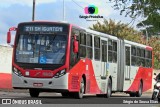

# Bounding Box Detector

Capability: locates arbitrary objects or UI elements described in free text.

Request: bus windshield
[16,34,67,65]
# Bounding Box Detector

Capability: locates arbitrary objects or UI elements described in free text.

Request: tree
[89,19,142,42]
[108,0,160,18]
[107,0,160,37]
[136,12,160,37]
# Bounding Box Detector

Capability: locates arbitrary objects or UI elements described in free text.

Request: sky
[0,0,138,45]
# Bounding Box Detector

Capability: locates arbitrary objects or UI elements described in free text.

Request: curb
[0,73,12,89]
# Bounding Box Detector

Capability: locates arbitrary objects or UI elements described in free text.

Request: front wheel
[29,89,40,98]
[75,78,85,99]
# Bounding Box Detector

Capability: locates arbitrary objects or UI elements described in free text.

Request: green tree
[108,0,160,18]
[89,19,142,42]
[107,0,160,37]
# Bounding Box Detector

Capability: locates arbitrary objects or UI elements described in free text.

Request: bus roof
[78,26,152,50]
[17,21,152,50]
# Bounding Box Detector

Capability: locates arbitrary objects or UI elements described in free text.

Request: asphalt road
[0,90,159,104]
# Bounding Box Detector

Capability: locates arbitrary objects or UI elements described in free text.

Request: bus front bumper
[12,73,69,90]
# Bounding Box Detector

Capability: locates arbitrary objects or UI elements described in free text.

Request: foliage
[90,19,160,69]
[107,0,160,38]
[89,19,142,42]
[107,0,160,18]
[136,12,160,37]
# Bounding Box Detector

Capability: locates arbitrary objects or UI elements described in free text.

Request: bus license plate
[33,83,43,87]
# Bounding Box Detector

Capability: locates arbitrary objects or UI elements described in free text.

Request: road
[0,90,159,104]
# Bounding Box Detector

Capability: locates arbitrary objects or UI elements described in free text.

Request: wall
[0,45,12,74]
[0,45,12,89]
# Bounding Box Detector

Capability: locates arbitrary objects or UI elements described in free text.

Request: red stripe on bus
[68,59,102,94]
[126,67,153,92]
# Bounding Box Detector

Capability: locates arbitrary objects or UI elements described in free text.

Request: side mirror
[7,27,17,44]
[73,35,79,53]
[7,31,11,44]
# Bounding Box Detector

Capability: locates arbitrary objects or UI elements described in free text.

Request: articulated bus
[7,21,153,99]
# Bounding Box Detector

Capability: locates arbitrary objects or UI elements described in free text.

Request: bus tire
[129,93,136,97]
[61,92,69,97]
[158,98,160,102]
[29,89,39,98]
[136,81,143,97]
[106,78,112,98]
[75,78,85,99]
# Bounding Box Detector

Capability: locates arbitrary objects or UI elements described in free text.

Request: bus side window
[94,36,100,60]
[112,41,117,63]
[79,33,86,58]
[86,34,93,59]
[136,48,141,66]
[131,46,136,66]
[145,50,152,68]
[140,49,145,67]
[108,40,112,62]
[102,41,107,62]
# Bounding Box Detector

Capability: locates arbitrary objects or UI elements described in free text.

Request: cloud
[0,0,134,45]
[0,0,56,7]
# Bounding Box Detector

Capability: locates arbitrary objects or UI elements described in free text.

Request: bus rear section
[122,41,153,97]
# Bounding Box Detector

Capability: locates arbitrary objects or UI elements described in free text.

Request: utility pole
[32,0,36,21]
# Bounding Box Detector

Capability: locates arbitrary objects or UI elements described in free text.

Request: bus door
[124,44,131,90]
[100,38,108,93]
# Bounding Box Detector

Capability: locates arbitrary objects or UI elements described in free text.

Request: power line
[71,0,84,9]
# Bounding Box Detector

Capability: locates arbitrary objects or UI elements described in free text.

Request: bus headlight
[54,69,66,78]
[13,67,22,77]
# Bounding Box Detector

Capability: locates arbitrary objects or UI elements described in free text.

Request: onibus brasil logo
[79,5,103,20]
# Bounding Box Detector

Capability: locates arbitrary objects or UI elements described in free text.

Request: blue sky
[0,0,138,45]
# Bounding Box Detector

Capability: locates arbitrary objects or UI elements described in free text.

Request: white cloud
[0,0,56,7]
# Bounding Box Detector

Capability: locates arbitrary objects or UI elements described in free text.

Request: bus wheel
[106,78,112,98]
[61,92,69,97]
[129,93,136,97]
[75,78,85,99]
[29,89,40,97]
[136,82,143,97]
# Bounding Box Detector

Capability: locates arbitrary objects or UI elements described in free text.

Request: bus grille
[71,76,79,89]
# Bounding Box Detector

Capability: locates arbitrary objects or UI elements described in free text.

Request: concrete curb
[0,73,12,89]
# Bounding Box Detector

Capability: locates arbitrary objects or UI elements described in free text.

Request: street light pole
[32,0,36,21]
[140,22,148,44]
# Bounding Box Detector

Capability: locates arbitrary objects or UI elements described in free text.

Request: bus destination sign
[24,26,63,32]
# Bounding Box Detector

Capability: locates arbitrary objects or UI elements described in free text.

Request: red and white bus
[7,21,153,99]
